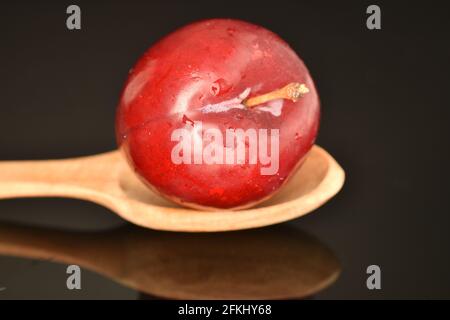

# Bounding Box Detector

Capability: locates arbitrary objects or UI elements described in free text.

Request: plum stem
[244,82,309,108]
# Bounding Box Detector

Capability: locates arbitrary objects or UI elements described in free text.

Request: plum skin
[115,19,320,209]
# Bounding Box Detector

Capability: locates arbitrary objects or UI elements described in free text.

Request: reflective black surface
[0,217,340,299]
[1,0,450,299]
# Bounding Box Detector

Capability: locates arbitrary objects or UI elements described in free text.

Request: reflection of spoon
[0,146,344,232]
[0,223,340,299]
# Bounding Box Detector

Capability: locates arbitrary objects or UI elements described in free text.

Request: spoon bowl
[0,145,344,232]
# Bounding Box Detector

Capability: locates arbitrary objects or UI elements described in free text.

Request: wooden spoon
[0,145,344,232]
[0,223,340,299]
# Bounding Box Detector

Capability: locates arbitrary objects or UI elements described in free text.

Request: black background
[0,0,450,299]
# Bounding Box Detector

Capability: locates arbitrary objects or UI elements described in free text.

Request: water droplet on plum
[210,82,220,96]
[182,114,195,126]
[210,78,231,96]
[227,27,235,36]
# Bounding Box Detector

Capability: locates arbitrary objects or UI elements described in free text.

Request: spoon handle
[0,158,83,199]
[0,151,120,200]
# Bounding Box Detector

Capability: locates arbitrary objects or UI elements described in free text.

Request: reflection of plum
[116,19,320,209]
